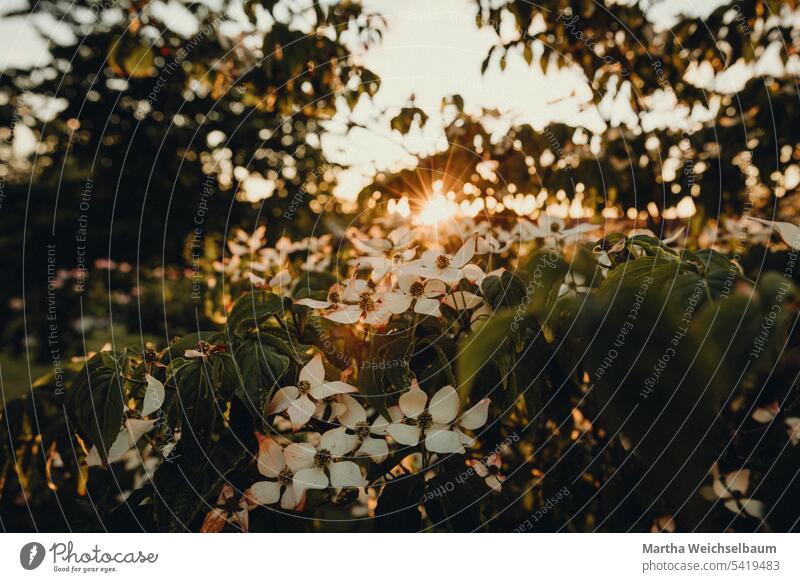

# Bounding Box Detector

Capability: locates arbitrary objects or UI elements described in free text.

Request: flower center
[278,467,294,485]
[143,346,157,363]
[297,380,312,395]
[196,341,211,355]
[358,292,375,312]
[417,411,433,430]
[409,281,425,298]
[328,292,341,304]
[435,255,450,270]
[313,449,332,469]
[355,421,371,439]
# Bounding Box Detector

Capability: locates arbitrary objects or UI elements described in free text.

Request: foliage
[2,213,799,532]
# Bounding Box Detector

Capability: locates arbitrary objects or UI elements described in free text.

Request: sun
[417,193,458,226]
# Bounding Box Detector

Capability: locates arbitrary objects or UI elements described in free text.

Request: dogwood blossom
[268,354,357,429]
[284,427,368,497]
[248,435,302,510]
[387,382,489,454]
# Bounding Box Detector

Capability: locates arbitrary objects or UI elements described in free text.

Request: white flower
[228,226,266,256]
[248,268,292,290]
[471,453,505,492]
[513,215,598,246]
[268,354,357,430]
[284,427,368,498]
[324,291,405,327]
[401,237,478,284]
[710,466,764,518]
[247,436,302,510]
[747,217,800,249]
[387,382,490,454]
[380,275,446,317]
[85,418,157,466]
[337,394,390,462]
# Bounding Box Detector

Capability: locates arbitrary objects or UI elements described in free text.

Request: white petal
[425,428,465,454]
[421,249,441,270]
[295,298,332,309]
[293,467,329,498]
[320,426,359,457]
[124,418,157,446]
[357,436,389,463]
[398,274,419,293]
[461,264,486,285]
[437,267,464,284]
[268,386,299,414]
[310,380,357,400]
[284,442,316,472]
[387,423,421,446]
[370,414,391,435]
[485,475,503,492]
[329,461,367,488]
[725,469,750,495]
[379,291,412,314]
[363,309,392,327]
[337,394,367,428]
[257,436,285,478]
[325,306,363,324]
[287,394,317,429]
[141,374,165,417]
[280,486,298,510]
[429,385,460,425]
[414,297,441,318]
[460,399,490,430]
[423,279,446,297]
[472,461,489,477]
[399,386,428,419]
[249,480,281,505]
[300,354,326,387]
[740,498,765,518]
[184,349,205,358]
[452,237,476,268]
[269,269,292,287]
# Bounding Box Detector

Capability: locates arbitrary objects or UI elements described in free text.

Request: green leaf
[66,353,126,463]
[226,291,283,338]
[175,360,218,464]
[233,334,291,416]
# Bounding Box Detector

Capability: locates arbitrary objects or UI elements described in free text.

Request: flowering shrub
[2,213,800,532]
